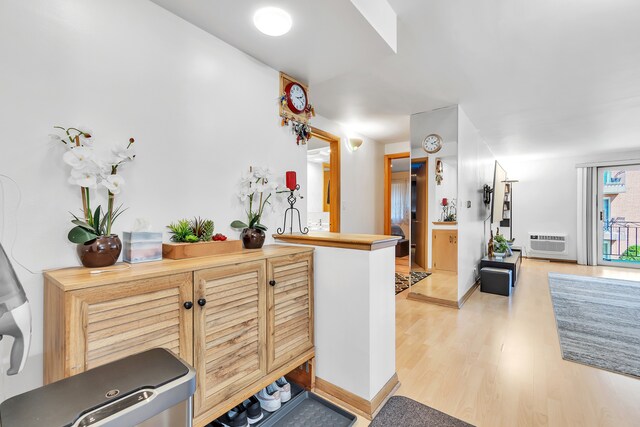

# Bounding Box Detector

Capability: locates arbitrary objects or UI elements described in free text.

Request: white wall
[0,0,382,398]
[500,149,640,261]
[457,107,495,298]
[410,106,459,269]
[311,115,385,235]
[384,141,410,155]
[433,157,458,222]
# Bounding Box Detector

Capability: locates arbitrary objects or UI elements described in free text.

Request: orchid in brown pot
[51,125,136,267]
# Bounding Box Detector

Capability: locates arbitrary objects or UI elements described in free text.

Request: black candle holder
[277,184,309,235]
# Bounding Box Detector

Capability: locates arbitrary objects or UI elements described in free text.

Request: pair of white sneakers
[255,377,291,412]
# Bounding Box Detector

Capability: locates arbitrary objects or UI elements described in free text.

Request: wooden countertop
[44,245,313,291]
[272,232,400,251]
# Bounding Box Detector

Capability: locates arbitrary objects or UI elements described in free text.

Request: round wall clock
[285,82,308,114]
[422,134,443,153]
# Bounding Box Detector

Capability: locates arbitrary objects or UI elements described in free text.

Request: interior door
[597,164,640,268]
[411,159,428,270]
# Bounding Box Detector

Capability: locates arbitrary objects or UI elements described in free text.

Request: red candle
[286,171,297,191]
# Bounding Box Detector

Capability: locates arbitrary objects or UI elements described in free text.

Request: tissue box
[123,232,163,263]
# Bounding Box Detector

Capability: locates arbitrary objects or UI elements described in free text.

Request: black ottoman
[480,267,512,296]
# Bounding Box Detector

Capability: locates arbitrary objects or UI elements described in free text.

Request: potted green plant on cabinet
[231,167,285,249]
[162,217,241,259]
[52,125,136,268]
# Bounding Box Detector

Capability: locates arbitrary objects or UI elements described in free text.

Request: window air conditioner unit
[528,233,567,255]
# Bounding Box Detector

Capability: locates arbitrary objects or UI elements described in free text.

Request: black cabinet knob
[269,280,276,286]
[198,298,207,307]
[184,301,193,310]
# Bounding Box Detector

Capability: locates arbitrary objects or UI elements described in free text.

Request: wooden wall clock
[279,72,312,124]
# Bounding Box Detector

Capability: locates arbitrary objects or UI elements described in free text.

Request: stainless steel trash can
[0,348,195,427]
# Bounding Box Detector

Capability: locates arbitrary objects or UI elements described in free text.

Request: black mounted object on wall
[483,184,493,206]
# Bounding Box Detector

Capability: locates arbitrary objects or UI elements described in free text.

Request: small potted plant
[167,217,215,243]
[52,125,136,268]
[162,217,241,259]
[231,167,284,249]
[493,233,511,258]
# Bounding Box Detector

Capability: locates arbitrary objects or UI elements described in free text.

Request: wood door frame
[411,157,429,270]
[310,127,341,232]
[384,152,411,235]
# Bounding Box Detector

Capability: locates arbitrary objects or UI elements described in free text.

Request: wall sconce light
[347,138,363,152]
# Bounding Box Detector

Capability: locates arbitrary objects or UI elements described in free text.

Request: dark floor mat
[370,396,474,427]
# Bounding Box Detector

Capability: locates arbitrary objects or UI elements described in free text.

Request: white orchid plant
[51,126,136,244]
[230,167,287,232]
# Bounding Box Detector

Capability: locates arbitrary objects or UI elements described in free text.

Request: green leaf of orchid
[230,220,248,229]
[68,226,98,244]
[71,219,95,232]
[254,223,268,231]
[93,206,101,233]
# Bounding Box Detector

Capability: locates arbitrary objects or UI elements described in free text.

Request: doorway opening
[410,157,429,272]
[597,164,640,267]
[384,152,411,277]
[306,127,340,232]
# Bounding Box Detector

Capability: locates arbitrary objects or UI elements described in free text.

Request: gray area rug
[548,272,640,378]
[370,396,473,427]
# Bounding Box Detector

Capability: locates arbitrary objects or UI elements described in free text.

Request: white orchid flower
[240,169,256,184]
[68,168,98,188]
[253,167,272,179]
[112,143,135,162]
[102,174,125,194]
[63,146,94,170]
[239,190,251,202]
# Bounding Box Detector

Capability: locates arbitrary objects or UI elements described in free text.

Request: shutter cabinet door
[68,273,193,375]
[193,261,267,416]
[266,253,314,371]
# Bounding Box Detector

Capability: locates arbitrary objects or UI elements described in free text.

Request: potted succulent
[167,217,215,243]
[231,167,284,249]
[162,217,240,259]
[52,125,136,268]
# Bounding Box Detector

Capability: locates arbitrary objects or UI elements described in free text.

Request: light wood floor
[396,255,410,275]
[358,259,640,426]
[409,270,458,303]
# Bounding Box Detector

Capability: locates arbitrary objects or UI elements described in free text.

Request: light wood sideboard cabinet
[44,245,314,427]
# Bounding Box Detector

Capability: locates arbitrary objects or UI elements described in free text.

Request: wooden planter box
[162,240,243,260]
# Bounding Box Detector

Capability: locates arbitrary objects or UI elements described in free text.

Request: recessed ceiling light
[253,7,292,36]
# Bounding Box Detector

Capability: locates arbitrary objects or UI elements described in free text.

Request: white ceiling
[151,0,640,157]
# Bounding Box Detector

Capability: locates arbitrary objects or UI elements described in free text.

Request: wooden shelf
[432,221,457,226]
[44,245,313,291]
[273,232,400,251]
